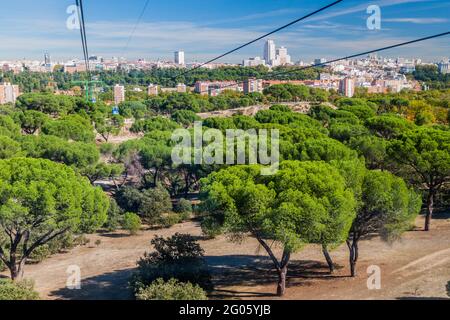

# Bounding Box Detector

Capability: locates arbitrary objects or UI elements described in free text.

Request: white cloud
[384,18,449,24]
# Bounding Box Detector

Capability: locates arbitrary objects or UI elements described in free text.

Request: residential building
[243,78,263,94]
[0,82,20,104]
[243,57,266,67]
[339,78,355,97]
[438,60,449,74]
[148,84,159,96]
[114,84,125,105]
[177,83,187,93]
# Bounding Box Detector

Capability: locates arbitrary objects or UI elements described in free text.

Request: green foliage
[136,278,207,300]
[103,198,123,232]
[352,170,422,241]
[130,116,180,134]
[171,110,201,126]
[93,114,125,142]
[349,135,388,170]
[201,161,356,251]
[16,93,77,116]
[139,186,173,223]
[115,185,173,224]
[131,233,212,292]
[0,136,22,159]
[365,114,414,139]
[174,198,193,214]
[0,158,109,278]
[121,212,142,235]
[20,135,100,169]
[42,114,95,143]
[0,115,21,138]
[17,110,49,134]
[119,101,149,120]
[0,279,39,300]
[339,104,377,121]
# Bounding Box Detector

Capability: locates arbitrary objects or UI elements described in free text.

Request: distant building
[44,52,51,67]
[314,58,327,66]
[400,64,416,74]
[438,60,449,74]
[0,82,20,105]
[339,78,355,97]
[174,51,185,65]
[114,84,125,105]
[264,40,276,66]
[177,83,187,93]
[243,78,263,94]
[276,47,291,66]
[243,57,266,67]
[148,84,159,96]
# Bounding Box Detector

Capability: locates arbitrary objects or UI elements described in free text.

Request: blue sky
[0,0,449,62]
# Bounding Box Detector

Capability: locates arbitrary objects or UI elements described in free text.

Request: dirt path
[3,215,450,300]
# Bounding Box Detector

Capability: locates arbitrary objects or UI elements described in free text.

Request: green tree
[347,170,421,276]
[42,114,95,143]
[200,161,356,296]
[365,115,414,139]
[0,158,109,280]
[122,212,142,235]
[94,114,125,142]
[17,110,49,135]
[389,128,450,231]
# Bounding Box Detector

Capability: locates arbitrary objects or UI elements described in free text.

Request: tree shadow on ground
[431,211,450,220]
[48,268,135,300]
[206,255,348,299]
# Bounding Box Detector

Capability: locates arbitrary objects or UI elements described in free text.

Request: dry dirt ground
[3,214,450,300]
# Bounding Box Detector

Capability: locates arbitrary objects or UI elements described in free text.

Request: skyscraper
[44,52,51,66]
[264,40,276,66]
[114,84,125,105]
[175,51,185,65]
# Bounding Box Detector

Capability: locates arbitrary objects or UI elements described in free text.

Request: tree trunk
[322,244,334,273]
[277,266,287,297]
[10,259,26,281]
[425,190,434,231]
[347,239,357,277]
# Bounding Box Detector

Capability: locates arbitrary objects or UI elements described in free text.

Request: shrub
[160,213,182,228]
[139,186,173,223]
[136,278,207,300]
[174,198,193,214]
[0,279,39,300]
[122,212,142,235]
[115,186,144,213]
[103,198,123,232]
[131,233,212,292]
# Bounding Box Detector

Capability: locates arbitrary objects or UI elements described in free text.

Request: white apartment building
[174,51,185,65]
[0,82,20,104]
[243,57,266,67]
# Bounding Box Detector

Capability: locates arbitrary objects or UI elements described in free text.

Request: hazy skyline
[0,0,449,62]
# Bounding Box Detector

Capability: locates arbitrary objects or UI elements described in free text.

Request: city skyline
[0,0,449,62]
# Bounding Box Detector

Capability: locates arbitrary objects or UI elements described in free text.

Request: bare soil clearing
[3,214,450,300]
